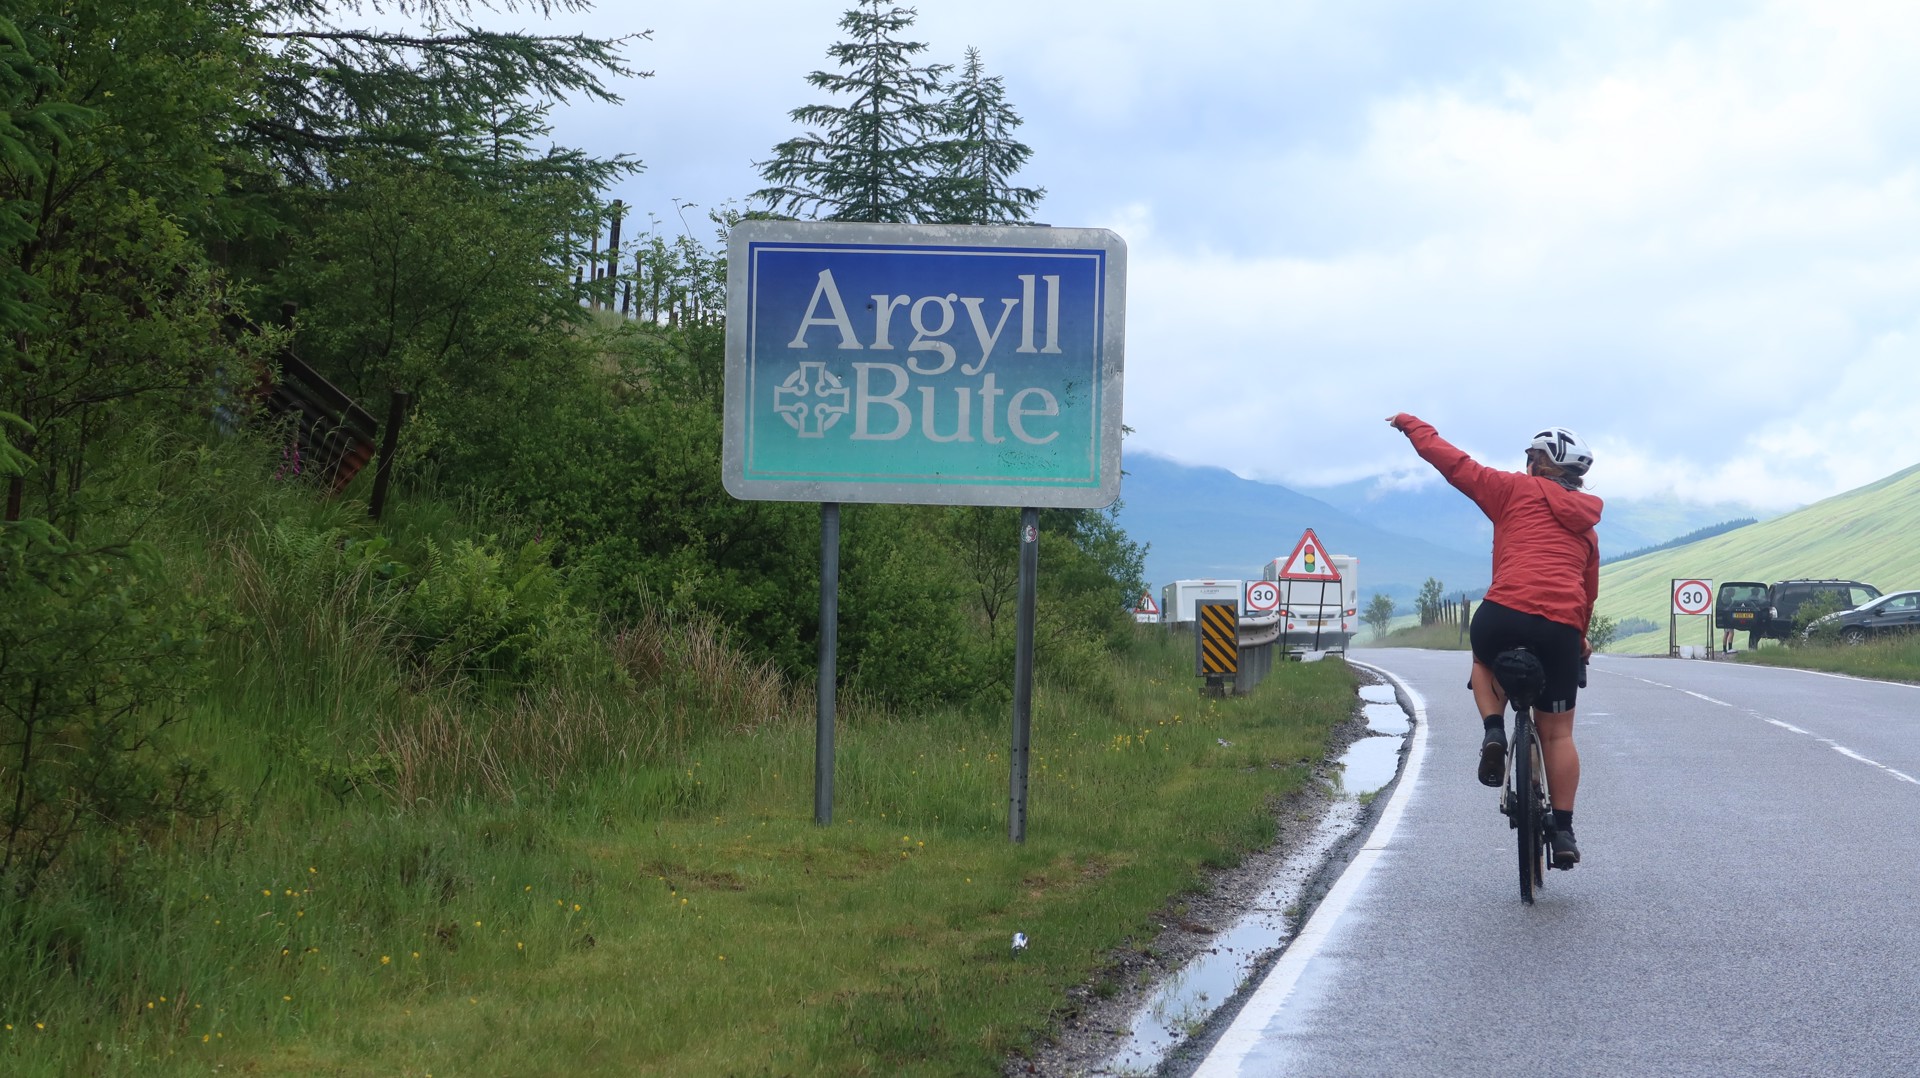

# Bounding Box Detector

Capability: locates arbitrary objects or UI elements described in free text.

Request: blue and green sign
[723,221,1126,507]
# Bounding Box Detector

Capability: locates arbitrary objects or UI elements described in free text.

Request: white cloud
[1114,0,1920,504]
[508,0,1920,509]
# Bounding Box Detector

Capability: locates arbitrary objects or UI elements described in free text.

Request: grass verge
[1,623,1356,1076]
[1734,636,1920,683]
[1370,621,1473,650]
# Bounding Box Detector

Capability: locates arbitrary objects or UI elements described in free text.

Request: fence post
[587,231,601,309]
[367,390,411,522]
[604,200,624,313]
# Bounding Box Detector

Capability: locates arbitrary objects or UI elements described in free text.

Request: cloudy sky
[495,0,1918,510]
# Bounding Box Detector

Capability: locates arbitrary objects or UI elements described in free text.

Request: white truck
[1160,579,1244,628]
[1261,554,1358,654]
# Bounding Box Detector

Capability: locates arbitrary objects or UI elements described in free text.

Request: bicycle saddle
[1493,648,1546,711]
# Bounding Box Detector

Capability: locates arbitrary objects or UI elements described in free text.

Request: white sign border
[721,219,1127,508]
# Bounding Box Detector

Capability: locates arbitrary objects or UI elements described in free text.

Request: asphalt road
[1187,647,1920,1078]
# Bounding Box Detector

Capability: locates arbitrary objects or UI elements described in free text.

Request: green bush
[0,522,224,898]
[839,505,994,709]
[1589,613,1619,651]
[1791,592,1849,646]
[400,536,612,688]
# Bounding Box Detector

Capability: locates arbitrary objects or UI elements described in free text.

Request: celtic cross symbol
[772,361,851,437]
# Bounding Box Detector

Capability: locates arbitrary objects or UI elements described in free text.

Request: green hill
[1597,462,1920,654]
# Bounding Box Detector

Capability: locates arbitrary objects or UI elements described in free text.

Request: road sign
[1673,578,1714,616]
[1133,590,1160,615]
[723,220,1127,508]
[1244,580,1281,613]
[1196,601,1239,676]
[1275,529,1341,581]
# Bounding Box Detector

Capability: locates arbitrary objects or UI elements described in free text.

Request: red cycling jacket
[1393,414,1603,634]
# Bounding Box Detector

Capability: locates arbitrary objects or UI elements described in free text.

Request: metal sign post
[1008,509,1039,843]
[814,503,840,825]
[722,221,1127,840]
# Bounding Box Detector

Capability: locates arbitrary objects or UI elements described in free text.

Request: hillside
[1596,462,1920,654]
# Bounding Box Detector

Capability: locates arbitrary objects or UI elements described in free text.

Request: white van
[1160,579,1243,627]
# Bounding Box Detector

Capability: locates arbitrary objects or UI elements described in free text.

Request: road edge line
[1191,659,1429,1076]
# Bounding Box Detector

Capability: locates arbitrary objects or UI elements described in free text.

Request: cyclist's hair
[1527,449,1585,490]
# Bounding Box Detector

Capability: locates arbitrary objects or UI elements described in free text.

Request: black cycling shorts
[1470,599,1583,713]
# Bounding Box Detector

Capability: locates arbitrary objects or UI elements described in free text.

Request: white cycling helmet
[1528,426,1593,476]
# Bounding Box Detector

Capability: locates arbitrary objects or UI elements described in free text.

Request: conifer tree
[753,1,951,223]
[935,47,1043,224]
[244,0,643,191]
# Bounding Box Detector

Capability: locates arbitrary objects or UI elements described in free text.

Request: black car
[1805,589,1920,644]
[1715,581,1770,644]
[1753,578,1882,644]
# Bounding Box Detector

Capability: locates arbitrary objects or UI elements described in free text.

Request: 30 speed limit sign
[1672,579,1714,616]
[1245,580,1281,613]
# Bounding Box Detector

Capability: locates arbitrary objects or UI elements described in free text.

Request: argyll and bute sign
[723,220,1126,508]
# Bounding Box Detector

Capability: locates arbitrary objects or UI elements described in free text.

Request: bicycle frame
[1493,648,1560,904]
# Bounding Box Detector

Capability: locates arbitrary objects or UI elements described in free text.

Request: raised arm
[1386,413,1514,518]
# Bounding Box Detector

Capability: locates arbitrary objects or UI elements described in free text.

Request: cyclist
[1386,414,1602,867]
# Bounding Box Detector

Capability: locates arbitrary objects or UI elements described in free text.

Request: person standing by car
[1386,414,1603,867]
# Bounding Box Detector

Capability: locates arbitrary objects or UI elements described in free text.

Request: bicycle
[1491,648,1565,904]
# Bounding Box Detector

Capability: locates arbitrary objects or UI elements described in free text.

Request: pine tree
[934,47,1043,224]
[244,0,643,191]
[753,1,951,224]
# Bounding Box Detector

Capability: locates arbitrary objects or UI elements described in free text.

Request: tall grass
[2,443,1362,1076]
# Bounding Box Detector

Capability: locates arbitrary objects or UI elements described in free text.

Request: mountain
[1596,461,1920,654]
[1114,451,1489,606]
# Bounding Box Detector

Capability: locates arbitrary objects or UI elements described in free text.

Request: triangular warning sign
[1133,590,1160,615]
[1276,529,1341,581]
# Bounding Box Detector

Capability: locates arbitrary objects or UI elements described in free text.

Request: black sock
[1553,809,1574,831]
[1483,714,1504,731]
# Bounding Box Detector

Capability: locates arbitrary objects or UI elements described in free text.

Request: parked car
[1754,579,1882,644]
[1715,581,1770,646]
[1805,589,1920,644]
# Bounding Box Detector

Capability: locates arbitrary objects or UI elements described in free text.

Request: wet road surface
[1185,648,1920,1078]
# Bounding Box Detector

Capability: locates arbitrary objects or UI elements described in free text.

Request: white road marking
[1758,665,1920,690]
[1194,661,1429,1078]
[1762,721,1920,787]
[1831,746,1920,785]
[1613,671,1917,790]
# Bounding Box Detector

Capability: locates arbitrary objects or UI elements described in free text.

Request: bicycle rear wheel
[1514,713,1546,903]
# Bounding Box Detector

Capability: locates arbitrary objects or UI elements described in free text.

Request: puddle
[1094,800,1364,1077]
[1362,702,1408,735]
[1091,682,1412,1076]
[1334,735,1402,795]
[1357,684,1397,705]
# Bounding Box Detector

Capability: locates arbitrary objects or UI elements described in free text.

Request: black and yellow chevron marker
[1196,601,1239,676]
